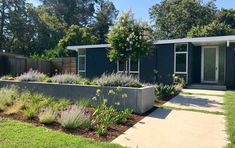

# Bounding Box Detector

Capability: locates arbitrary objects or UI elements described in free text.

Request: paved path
[163,94,224,113]
[112,89,227,148]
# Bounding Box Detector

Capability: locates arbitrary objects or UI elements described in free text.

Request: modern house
[67,35,235,89]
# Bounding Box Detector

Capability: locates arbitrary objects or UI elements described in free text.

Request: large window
[78,49,86,77]
[174,43,188,83]
[117,58,140,77]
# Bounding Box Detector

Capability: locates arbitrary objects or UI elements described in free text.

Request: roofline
[67,44,110,51]
[67,35,235,50]
[154,35,235,44]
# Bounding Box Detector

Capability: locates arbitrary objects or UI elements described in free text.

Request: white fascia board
[154,35,235,45]
[67,44,110,51]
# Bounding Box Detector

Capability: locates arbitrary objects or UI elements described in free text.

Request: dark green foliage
[92,88,132,136]
[155,84,181,100]
[150,0,235,39]
[187,21,232,37]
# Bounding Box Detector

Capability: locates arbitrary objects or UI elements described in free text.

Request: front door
[201,46,219,83]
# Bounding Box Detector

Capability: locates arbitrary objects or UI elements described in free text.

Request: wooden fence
[0,52,76,76]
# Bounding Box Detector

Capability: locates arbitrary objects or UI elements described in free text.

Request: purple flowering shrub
[18,69,48,82]
[51,74,88,84]
[96,73,142,88]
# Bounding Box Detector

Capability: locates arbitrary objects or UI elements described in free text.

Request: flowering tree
[107,10,154,74]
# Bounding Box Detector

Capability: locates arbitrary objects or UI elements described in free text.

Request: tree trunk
[126,59,130,75]
[0,0,6,51]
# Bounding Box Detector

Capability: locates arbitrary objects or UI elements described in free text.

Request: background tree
[187,21,231,37]
[92,0,118,43]
[32,25,97,59]
[39,0,97,26]
[149,0,216,39]
[107,10,154,74]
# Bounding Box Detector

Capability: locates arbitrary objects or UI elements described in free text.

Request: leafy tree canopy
[187,21,232,37]
[107,10,154,62]
[149,0,216,39]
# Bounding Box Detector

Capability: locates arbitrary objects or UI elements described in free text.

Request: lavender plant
[51,74,88,84]
[59,105,91,129]
[18,69,48,82]
[96,73,142,88]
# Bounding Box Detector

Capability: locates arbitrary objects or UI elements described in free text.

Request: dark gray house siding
[140,46,157,83]
[155,44,174,84]
[86,48,116,79]
[226,44,235,88]
[72,36,235,89]
[191,45,201,84]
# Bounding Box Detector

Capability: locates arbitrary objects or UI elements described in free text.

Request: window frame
[77,49,86,76]
[174,43,188,83]
[117,58,140,76]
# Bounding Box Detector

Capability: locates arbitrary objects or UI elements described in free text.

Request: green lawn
[224,91,235,148]
[0,118,122,148]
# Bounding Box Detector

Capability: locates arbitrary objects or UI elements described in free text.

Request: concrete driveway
[112,89,227,148]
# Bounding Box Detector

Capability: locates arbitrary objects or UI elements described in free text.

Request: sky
[28,0,235,22]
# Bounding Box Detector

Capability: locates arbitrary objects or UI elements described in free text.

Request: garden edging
[0,80,155,114]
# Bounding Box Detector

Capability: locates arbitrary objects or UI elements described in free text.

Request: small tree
[107,10,154,74]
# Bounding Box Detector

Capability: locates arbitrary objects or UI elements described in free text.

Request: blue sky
[28,0,235,22]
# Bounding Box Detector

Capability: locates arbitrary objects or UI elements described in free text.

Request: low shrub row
[0,86,132,136]
[155,84,183,101]
[0,69,142,88]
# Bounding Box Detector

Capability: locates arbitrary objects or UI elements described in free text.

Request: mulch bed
[0,110,149,142]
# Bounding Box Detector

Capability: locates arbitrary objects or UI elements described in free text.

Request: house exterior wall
[86,48,116,79]
[140,45,157,83]
[155,44,174,84]
[191,45,201,84]
[226,44,235,88]
[77,42,235,88]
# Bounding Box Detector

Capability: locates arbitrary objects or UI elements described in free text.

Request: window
[117,58,140,77]
[78,49,86,77]
[174,43,188,83]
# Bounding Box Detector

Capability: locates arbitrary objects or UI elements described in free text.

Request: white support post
[227,40,230,47]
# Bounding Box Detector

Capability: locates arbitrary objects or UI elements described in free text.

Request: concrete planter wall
[0,80,155,114]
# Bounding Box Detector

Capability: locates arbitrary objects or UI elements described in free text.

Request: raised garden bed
[0,80,155,114]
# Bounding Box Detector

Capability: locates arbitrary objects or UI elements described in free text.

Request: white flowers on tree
[107,10,155,74]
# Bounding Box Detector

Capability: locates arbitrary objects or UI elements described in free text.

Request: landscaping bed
[0,86,147,142]
[0,111,144,142]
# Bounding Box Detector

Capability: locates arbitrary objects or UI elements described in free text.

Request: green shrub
[52,99,71,110]
[76,99,90,107]
[155,84,181,100]
[59,105,91,129]
[92,88,132,135]
[96,73,142,88]
[39,107,56,124]
[0,75,15,80]
[0,86,19,111]
[114,108,132,124]
[23,106,38,119]
[20,92,53,119]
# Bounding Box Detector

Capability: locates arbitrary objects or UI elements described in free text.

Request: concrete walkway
[112,89,227,148]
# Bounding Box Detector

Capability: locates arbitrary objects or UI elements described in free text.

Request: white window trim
[117,58,140,75]
[77,49,86,74]
[174,43,188,83]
